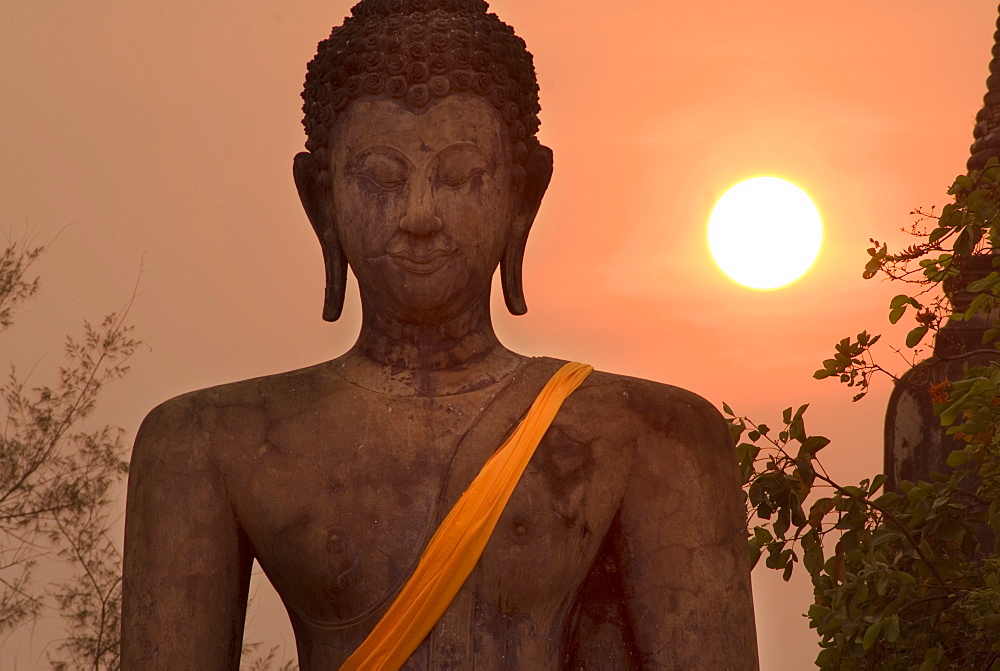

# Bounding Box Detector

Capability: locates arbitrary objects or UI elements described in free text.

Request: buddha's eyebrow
[345,144,411,172]
[435,141,492,165]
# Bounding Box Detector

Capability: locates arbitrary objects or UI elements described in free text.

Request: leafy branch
[733,158,1000,669]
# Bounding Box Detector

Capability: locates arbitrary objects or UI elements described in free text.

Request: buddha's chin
[390,297,477,326]
[366,283,482,326]
[364,268,487,322]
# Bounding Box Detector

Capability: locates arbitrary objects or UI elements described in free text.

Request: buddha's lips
[387,249,454,275]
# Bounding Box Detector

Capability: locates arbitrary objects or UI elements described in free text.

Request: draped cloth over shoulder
[340,361,594,670]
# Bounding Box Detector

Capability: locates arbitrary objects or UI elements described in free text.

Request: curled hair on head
[301,0,541,186]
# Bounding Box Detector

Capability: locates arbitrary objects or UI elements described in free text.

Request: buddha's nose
[399,178,443,236]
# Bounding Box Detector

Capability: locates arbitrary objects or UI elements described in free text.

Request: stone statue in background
[121,1,758,668]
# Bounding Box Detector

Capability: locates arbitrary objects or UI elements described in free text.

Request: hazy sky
[3,1,999,667]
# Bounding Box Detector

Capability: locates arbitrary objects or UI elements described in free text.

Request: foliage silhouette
[0,237,296,670]
[735,159,1000,669]
[1,234,136,669]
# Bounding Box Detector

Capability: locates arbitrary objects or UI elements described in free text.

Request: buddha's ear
[502,144,553,316]
[294,151,347,322]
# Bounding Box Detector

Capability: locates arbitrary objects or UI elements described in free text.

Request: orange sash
[339,361,593,670]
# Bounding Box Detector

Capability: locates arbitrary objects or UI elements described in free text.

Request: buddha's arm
[614,388,759,670]
[121,396,253,670]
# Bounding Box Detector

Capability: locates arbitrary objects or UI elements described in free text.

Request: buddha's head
[294,0,552,324]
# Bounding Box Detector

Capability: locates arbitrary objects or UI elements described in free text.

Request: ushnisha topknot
[302,0,541,185]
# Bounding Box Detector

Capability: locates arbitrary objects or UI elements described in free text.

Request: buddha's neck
[335,297,526,396]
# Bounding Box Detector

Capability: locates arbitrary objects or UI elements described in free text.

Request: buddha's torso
[200,357,638,669]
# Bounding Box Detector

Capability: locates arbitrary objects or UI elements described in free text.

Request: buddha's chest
[222,391,630,638]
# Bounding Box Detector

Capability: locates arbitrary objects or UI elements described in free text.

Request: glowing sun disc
[708,177,823,290]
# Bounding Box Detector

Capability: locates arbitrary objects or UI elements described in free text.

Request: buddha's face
[328,95,516,324]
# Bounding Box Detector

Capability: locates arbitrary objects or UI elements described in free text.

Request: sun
[707,177,823,290]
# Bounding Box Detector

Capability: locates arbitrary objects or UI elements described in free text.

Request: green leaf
[883,614,899,643]
[737,442,760,462]
[889,294,910,308]
[862,620,883,650]
[955,226,976,256]
[799,435,831,456]
[722,402,733,416]
[790,499,807,528]
[774,506,791,538]
[967,189,988,211]
[919,645,943,671]
[906,326,929,348]
[967,271,999,292]
[815,648,839,667]
[868,473,887,495]
[940,387,975,426]
[807,603,831,621]
[964,293,993,320]
[803,540,824,576]
[888,306,906,324]
[951,173,975,193]
[906,482,931,504]
[946,448,970,468]
[782,561,794,581]
[808,497,835,527]
[789,419,806,442]
[748,540,762,569]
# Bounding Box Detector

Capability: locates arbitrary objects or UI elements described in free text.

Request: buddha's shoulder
[545,359,729,445]
[134,362,334,449]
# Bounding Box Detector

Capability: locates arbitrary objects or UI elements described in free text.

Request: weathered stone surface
[121,2,758,668]
[969,10,1000,171]
[885,255,1000,489]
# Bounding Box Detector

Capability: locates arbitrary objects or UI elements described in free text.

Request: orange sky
[2,1,999,667]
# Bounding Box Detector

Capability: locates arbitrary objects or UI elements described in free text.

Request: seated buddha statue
[120,0,758,668]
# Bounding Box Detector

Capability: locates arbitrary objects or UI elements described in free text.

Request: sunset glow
[707,177,823,290]
[4,1,999,668]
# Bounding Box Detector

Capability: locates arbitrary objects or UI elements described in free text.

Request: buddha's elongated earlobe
[502,145,553,316]
[500,247,527,315]
[294,151,347,321]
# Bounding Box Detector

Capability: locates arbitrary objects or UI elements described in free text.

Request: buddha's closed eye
[435,143,490,189]
[350,151,409,191]
[436,162,486,188]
